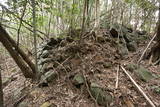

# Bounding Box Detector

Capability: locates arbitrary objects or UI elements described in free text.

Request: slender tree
[0,25,34,78]
[81,0,87,40]
[3,31,36,73]
[94,0,100,29]
[31,0,38,79]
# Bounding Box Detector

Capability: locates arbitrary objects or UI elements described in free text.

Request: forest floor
[1,27,160,107]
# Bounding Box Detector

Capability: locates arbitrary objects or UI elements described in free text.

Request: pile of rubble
[33,24,155,106]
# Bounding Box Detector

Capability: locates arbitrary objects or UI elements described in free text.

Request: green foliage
[124,0,133,4]
[124,0,157,10]
[0,0,159,41]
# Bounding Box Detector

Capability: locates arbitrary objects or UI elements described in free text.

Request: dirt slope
[1,27,160,107]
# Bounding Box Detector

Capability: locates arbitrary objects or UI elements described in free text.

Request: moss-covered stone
[73,74,84,86]
[90,83,112,106]
[151,86,160,94]
[127,41,137,52]
[41,70,57,83]
[126,64,154,82]
[42,63,53,73]
[47,37,62,47]
[118,43,128,56]
[126,64,138,71]
[18,101,29,107]
[40,102,52,107]
[103,62,112,68]
[46,71,57,83]
[97,35,105,43]
[2,77,10,86]
[41,50,50,58]
[38,58,53,65]
[135,66,154,82]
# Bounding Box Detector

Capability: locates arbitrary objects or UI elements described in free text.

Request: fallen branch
[115,65,119,89]
[120,66,156,107]
[138,33,157,64]
[153,58,160,65]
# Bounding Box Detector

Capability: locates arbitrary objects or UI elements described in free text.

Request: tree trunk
[31,0,38,79]
[86,0,89,27]
[149,2,160,63]
[149,22,160,63]
[94,0,100,29]
[81,0,87,39]
[0,67,3,107]
[0,25,34,78]
[3,29,36,73]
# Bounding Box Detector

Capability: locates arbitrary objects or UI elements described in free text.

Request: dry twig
[120,66,156,107]
[138,33,157,64]
[115,65,119,89]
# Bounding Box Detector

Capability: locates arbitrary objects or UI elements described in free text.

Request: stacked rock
[37,38,62,84]
[37,37,74,85]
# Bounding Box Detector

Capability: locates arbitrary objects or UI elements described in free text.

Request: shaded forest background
[0,0,159,48]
